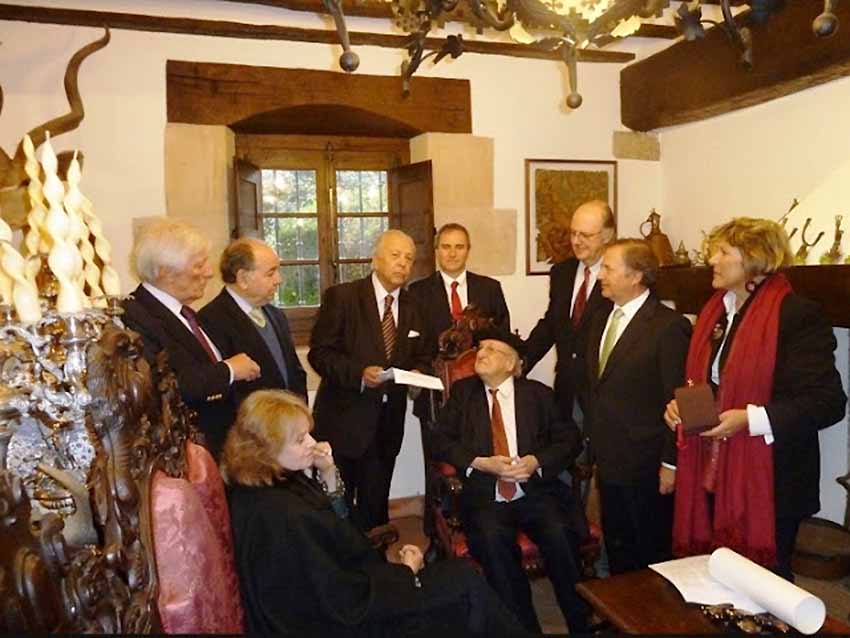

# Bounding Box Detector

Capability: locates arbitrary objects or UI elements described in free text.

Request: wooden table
[577,569,850,635]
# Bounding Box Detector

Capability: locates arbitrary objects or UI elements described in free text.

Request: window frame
[235,134,410,345]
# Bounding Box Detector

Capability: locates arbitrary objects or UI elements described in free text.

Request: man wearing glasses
[525,199,616,423]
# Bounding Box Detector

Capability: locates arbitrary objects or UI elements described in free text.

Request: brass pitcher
[640,209,675,266]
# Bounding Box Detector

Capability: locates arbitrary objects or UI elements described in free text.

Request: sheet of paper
[378,368,444,390]
[651,549,826,634]
[650,555,765,613]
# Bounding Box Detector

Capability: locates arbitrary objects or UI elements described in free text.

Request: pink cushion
[152,442,244,634]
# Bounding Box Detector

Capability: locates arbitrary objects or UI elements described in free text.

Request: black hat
[472,326,527,358]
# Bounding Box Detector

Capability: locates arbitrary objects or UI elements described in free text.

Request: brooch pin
[711,322,725,342]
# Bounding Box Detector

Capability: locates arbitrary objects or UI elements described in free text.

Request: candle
[22,134,49,259]
[63,152,93,307]
[0,215,13,305]
[0,240,42,323]
[79,191,121,296]
[41,132,84,313]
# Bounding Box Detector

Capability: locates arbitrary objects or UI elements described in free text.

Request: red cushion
[152,442,245,634]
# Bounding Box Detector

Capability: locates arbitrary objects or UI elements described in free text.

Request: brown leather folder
[674,382,719,434]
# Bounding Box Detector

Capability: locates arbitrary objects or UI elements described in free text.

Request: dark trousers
[775,516,803,582]
[460,491,588,634]
[336,405,398,532]
[599,476,673,575]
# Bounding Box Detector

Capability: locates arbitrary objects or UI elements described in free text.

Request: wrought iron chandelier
[323,0,842,109]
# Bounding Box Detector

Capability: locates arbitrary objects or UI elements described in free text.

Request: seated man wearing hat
[432,329,588,634]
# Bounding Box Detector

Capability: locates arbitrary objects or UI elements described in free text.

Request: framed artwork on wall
[525,159,617,275]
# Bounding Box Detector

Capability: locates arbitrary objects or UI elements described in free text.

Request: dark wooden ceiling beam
[217,0,680,38]
[621,1,850,131]
[0,3,634,63]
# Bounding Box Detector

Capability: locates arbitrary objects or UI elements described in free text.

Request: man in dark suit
[122,219,260,459]
[308,229,430,531]
[409,222,510,359]
[585,238,691,574]
[525,199,616,422]
[432,329,587,634]
[199,238,307,405]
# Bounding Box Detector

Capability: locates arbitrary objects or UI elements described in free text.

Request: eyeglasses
[570,230,603,241]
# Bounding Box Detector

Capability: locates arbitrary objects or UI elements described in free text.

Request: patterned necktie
[249,306,267,328]
[572,267,590,327]
[180,305,217,363]
[489,388,517,500]
[598,308,624,377]
[450,281,463,322]
[381,294,396,361]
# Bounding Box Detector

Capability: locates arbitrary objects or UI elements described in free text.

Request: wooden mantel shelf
[655,265,850,328]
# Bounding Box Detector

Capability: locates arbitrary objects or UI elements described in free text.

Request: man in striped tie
[432,328,588,634]
[309,230,430,532]
[122,219,261,459]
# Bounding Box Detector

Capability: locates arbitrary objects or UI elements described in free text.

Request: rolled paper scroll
[41,133,84,313]
[708,548,825,634]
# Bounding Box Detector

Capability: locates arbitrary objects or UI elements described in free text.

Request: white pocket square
[407,330,420,338]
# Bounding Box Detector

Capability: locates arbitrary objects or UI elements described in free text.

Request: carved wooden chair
[423,308,601,578]
[0,324,244,634]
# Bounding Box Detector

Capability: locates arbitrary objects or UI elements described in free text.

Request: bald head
[570,199,616,266]
[372,230,415,292]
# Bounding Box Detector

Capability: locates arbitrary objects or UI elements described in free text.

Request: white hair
[131,218,211,283]
[372,229,415,258]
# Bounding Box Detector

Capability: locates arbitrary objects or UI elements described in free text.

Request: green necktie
[598,308,624,377]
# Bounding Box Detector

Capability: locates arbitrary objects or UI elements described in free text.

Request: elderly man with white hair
[308,229,430,532]
[122,218,260,459]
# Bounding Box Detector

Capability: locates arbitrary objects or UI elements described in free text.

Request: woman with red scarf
[664,217,846,580]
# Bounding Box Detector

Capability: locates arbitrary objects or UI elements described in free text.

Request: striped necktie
[381,294,396,360]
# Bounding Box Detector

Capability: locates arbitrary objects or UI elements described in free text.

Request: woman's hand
[663,399,681,432]
[701,408,748,439]
[312,441,336,473]
[399,544,424,574]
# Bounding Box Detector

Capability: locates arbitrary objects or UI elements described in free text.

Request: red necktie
[381,294,396,360]
[489,388,517,500]
[180,305,217,363]
[572,267,589,327]
[450,281,463,322]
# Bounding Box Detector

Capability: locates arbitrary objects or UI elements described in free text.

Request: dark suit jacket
[585,294,691,486]
[524,258,612,417]
[719,293,846,518]
[432,375,582,510]
[308,276,430,459]
[199,287,307,404]
[408,270,510,419]
[122,284,234,457]
[409,270,510,355]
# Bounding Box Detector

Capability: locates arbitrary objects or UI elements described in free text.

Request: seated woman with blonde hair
[222,389,531,637]
[664,217,845,580]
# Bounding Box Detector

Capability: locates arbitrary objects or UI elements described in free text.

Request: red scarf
[672,273,791,567]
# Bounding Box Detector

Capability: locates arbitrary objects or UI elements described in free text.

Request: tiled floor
[387,498,850,634]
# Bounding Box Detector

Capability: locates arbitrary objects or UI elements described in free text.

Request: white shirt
[713,290,774,444]
[598,288,650,356]
[226,286,257,318]
[440,270,468,311]
[571,258,602,317]
[372,272,399,325]
[141,282,231,382]
[485,376,526,503]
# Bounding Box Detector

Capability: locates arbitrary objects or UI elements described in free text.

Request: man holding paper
[308,230,430,532]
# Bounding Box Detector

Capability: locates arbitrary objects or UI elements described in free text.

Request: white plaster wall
[658,78,850,523]
[0,7,660,498]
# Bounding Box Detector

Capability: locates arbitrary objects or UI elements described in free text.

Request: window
[237,135,409,343]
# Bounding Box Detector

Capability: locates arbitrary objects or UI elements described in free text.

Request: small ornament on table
[673,240,692,267]
[819,214,844,265]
